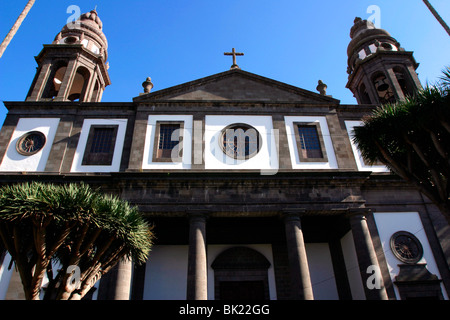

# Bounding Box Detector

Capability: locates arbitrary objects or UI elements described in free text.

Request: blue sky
[0,0,449,125]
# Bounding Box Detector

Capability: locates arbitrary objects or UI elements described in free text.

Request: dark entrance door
[219,281,266,300]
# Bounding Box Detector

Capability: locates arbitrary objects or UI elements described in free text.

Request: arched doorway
[211,247,271,300]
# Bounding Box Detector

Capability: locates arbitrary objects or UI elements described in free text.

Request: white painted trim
[340,231,366,300]
[142,115,193,169]
[345,120,389,172]
[71,119,127,172]
[0,118,60,172]
[305,243,339,300]
[373,212,448,300]
[284,116,338,169]
[204,115,278,172]
[0,253,13,300]
[143,245,188,300]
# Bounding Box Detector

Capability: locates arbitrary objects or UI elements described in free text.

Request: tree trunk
[423,0,450,36]
[437,202,450,226]
[0,0,36,58]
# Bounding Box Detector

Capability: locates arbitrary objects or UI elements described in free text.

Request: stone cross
[224,48,244,69]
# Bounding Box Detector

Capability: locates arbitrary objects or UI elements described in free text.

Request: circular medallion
[221,123,262,160]
[16,131,46,156]
[390,231,423,264]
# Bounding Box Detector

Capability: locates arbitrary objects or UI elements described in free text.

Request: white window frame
[344,120,389,172]
[71,119,127,173]
[142,115,193,169]
[204,115,278,172]
[285,116,337,169]
[0,118,60,172]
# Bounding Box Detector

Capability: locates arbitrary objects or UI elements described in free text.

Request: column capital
[281,208,306,221]
[185,209,210,221]
[344,207,371,220]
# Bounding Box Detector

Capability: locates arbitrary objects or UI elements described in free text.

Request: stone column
[386,67,405,101]
[186,212,208,300]
[348,209,388,300]
[283,211,314,300]
[111,258,133,300]
[55,58,77,101]
[26,60,52,101]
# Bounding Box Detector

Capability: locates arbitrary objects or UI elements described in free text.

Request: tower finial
[316,80,327,95]
[142,77,154,94]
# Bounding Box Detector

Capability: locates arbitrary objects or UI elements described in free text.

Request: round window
[220,123,262,160]
[381,42,393,50]
[16,131,46,156]
[390,231,423,264]
[64,36,78,44]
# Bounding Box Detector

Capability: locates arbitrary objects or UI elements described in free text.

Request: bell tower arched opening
[358,82,372,104]
[25,9,110,103]
[67,66,90,102]
[372,72,395,104]
[346,17,421,105]
[393,66,415,98]
[41,60,68,100]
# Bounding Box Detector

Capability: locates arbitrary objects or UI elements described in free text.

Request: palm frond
[0,181,154,300]
[439,66,450,91]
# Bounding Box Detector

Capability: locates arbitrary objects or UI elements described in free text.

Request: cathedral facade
[0,11,449,300]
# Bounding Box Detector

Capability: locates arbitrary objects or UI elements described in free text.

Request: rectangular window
[82,125,118,165]
[294,122,327,162]
[297,125,323,158]
[152,121,184,162]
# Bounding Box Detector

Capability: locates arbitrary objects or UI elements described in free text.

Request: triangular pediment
[134,69,339,103]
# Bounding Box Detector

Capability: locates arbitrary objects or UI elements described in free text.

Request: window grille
[297,125,323,159]
[82,125,118,165]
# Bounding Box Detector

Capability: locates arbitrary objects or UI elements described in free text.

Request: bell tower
[26,9,110,102]
[346,17,422,105]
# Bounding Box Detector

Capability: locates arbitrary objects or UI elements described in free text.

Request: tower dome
[345,17,421,105]
[26,9,111,102]
[347,17,400,76]
[53,9,108,60]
